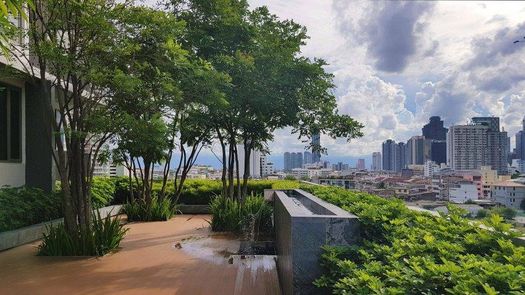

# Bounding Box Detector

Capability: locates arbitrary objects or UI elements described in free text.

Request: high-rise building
[303,151,313,164]
[398,142,407,169]
[284,152,291,171]
[311,133,321,163]
[372,152,381,171]
[448,118,509,175]
[422,116,448,164]
[382,139,400,172]
[447,124,488,171]
[473,117,509,175]
[237,146,261,178]
[284,151,303,171]
[516,116,525,160]
[357,159,365,170]
[423,116,447,140]
[260,155,274,176]
[292,152,303,169]
[407,136,431,165]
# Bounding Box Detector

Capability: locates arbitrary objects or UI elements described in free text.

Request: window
[0,84,22,162]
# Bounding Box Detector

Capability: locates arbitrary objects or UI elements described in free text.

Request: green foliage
[301,185,525,294]
[491,206,517,221]
[90,178,116,209]
[123,197,176,222]
[476,208,489,219]
[0,186,62,232]
[110,178,299,205]
[210,194,273,235]
[38,211,128,256]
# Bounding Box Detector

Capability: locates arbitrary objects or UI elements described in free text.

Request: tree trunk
[241,141,252,199]
[216,128,227,197]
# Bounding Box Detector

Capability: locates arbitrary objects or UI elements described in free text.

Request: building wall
[492,184,525,209]
[0,78,27,188]
[449,182,479,203]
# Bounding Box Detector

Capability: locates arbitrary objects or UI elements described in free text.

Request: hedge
[301,185,525,294]
[107,178,300,205]
[0,187,62,232]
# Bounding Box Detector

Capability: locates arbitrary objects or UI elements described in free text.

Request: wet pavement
[0,215,281,295]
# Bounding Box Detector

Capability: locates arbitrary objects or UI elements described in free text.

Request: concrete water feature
[271,189,361,295]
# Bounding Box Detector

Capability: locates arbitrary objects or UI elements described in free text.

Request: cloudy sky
[240,0,525,168]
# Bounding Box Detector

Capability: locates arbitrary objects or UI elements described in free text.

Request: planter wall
[272,189,361,295]
[0,205,122,251]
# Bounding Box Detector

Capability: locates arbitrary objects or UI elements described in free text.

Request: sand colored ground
[0,215,281,295]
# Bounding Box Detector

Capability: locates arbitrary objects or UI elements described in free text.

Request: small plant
[210,194,273,236]
[38,210,127,256]
[123,197,176,222]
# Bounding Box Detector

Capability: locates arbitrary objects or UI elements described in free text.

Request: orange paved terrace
[0,215,281,295]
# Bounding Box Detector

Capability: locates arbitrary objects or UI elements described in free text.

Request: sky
[149,1,525,169]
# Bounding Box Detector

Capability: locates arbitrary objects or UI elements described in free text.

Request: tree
[171,0,364,200]
[0,0,31,54]
[110,5,228,205]
[5,0,135,238]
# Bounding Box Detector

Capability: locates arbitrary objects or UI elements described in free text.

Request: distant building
[303,151,312,165]
[357,159,365,170]
[260,155,274,177]
[372,152,381,171]
[407,135,431,165]
[492,177,525,209]
[424,160,440,177]
[284,151,303,171]
[382,139,401,172]
[93,162,128,178]
[284,152,291,171]
[398,142,407,169]
[447,124,487,171]
[511,159,524,174]
[332,162,349,171]
[515,116,525,160]
[311,133,321,163]
[237,146,261,178]
[422,116,448,164]
[449,181,479,203]
[446,118,511,175]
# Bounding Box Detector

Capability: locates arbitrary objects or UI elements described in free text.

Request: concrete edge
[0,205,122,251]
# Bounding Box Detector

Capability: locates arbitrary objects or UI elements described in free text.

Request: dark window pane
[10,89,21,160]
[0,87,7,160]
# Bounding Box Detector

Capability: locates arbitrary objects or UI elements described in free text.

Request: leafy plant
[38,210,127,256]
[210,194,273,235]
[123,197,176,222]
[90,178,116,209]
[300,185,525,294]
[0,186,62,232]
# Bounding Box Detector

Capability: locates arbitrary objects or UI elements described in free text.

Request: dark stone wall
[24,82,53,192]
[274,190,361,295]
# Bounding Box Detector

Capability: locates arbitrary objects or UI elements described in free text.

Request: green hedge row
[0,187,62,232]
[108,178,300,205]
[301,185,525,294]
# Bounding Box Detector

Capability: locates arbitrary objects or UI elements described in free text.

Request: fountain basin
[271,189,360,295]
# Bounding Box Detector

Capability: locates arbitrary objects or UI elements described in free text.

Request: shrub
[123,197,176,222]
[210,194,273,235]
[476,208,489,219]
[38,211,128,256]
[303,185,525,294]
[210,195,242,232]
[90,177,116,209]
[241,194,273,235]
[0,186,62,232]
[491,206,517,221]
